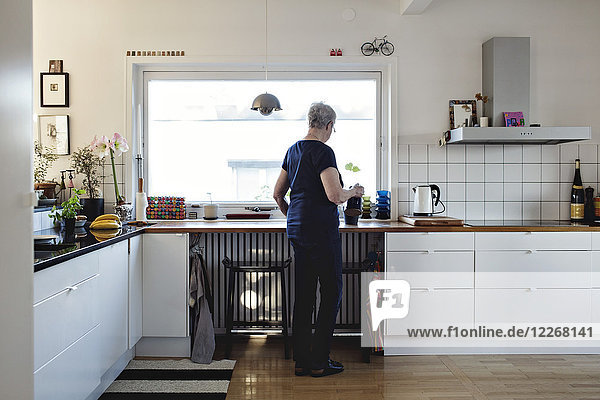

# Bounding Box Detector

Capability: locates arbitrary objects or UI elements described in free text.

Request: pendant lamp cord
[265,0,268,82]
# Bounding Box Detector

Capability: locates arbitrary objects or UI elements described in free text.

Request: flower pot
[82,198,105,222]
[64,217,76,236]
[114,203,134,222]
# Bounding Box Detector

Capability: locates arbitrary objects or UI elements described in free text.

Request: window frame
[143,70,383,208]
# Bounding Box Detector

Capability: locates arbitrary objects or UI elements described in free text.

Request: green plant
[344,162,360,173]
[34,141,59,183]
[49,189,85,224]
[71,146,103,198]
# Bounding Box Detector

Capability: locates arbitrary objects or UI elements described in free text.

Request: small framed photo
[48,60,63,73]
[449,100,477,129]
[38,115,70,155]
[40,72,69,107]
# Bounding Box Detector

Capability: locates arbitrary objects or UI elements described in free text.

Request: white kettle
[412,184,441,216]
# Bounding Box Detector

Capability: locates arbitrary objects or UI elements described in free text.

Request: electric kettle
[412,184,441,216]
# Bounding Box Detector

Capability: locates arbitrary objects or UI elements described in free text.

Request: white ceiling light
[250,0,281,116]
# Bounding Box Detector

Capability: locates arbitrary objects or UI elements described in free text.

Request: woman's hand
[352,184,364,198]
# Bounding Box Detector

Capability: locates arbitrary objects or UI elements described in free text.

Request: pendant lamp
[251,0,281,116]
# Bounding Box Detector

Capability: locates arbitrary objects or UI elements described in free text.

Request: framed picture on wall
[449,99,477,129]
[40,72,69,107]
[38,115,70,155]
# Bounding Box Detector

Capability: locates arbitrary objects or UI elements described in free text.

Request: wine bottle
[571,159,584,222]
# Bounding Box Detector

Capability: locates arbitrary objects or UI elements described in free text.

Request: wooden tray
[225,213,271,220]
[399,215,464,226]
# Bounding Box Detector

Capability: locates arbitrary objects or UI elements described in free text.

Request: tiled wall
[398,143,600,220]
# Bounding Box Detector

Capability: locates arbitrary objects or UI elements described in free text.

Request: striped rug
[100,359,235,400]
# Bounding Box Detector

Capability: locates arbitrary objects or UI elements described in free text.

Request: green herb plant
[34,141,59,183]
[49,189,86,224]
[71,146,103,198]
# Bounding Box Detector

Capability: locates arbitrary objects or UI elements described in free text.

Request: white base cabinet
[128,235,143,348]
[142,233,189,337]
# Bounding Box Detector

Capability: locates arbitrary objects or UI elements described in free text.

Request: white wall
[33,0,600,194]
[0,0,34,398]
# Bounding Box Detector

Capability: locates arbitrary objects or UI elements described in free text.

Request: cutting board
[399,215,464,226]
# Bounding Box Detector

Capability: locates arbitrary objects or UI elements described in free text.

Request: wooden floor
[217,336,600,400]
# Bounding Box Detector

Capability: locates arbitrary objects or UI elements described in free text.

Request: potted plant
[34,141,59,200]
[343,162,361,225]
[48,189,85,236]
[71,145,104,221]
[90,133,133,221]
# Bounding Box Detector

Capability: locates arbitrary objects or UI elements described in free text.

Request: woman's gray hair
[307,102,336,129]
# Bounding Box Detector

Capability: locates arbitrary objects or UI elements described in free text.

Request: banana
[91,228,121,242]
[90,219,121,230]
[93,214,121,223]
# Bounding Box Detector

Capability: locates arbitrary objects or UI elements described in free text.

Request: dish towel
[189,234,216,363]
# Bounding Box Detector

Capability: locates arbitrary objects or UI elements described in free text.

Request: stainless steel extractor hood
[441,126,591,145]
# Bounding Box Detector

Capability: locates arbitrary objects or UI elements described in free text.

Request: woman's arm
[320,167,364,205]
[273,168,290,216]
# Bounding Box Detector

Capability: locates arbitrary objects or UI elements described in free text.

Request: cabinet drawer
[34,325,101,400]
[34,273,99,371]
[386,251,473,288]
[475,232,591,251]
[475,251,591,289]
[593,252,600,288]
[34,251,99,304]
[386,232,473,252]
[592,233,600,250]
[475,288,591,323]
[386,289,473,335]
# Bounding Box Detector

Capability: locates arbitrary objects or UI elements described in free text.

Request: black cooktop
[463,220,596,227]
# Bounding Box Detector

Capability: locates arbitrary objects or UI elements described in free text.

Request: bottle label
[573,185,583,189]
[571,204,584,219]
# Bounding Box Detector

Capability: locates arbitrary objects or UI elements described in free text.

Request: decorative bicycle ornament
[361,36,394,56]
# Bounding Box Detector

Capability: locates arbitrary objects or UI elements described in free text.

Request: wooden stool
[222,256,291,359]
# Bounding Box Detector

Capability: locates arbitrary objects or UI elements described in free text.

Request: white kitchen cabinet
[33,251,102,400]
[97,241,129,373]
[142,233,189,337]
[386,232,473,252]
[386,251,473,288]
[128,235,143,348]
[475,232,591,251]
[593,290,600,340]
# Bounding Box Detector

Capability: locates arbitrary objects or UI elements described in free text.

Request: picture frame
[38,115,70,155]
[40,72,69,107]
[48,60,63,73]
[449,100,477,129]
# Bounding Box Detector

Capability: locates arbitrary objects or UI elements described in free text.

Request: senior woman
[273,102,364,378]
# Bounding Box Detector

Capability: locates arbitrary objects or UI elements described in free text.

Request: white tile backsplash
[410,144,428,163]
[400,144,600,221]
[541,164,559,183]
[447,163,465,182]
[579,144,597,164]
[409,164,428,182]
[485,164,503,182]
[447,145,465,164]
[560,144,578,164]
[428,145,446,163]
[466,145,484,163]
[523,145,541,163]
[504,146,523,163]
[485,145,503,163]
[503,164,522,182]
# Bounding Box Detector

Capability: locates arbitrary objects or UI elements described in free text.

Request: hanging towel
[189,234,216,363]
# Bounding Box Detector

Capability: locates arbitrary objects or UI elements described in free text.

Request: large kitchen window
[144,71,381,204]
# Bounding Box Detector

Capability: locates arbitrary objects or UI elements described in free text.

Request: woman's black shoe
[310,359,344,377]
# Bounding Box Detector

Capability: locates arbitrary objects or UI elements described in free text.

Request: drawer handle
[527,249,537,254]
[527,287,537,292]
[427,249,434,255]
[65,285,79,291]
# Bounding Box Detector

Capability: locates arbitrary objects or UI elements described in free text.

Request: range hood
[442,126,591,145]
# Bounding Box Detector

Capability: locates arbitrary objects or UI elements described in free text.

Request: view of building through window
[147,76,378,203]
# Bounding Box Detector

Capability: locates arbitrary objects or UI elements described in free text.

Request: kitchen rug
[99,359,235,400]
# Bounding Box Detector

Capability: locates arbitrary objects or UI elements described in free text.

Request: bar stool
[222,256,291,359]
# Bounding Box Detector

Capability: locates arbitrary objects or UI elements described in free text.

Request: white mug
[480,116,489,127]
[203,204,218,220]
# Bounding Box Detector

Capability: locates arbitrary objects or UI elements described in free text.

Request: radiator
[195,232,381,331]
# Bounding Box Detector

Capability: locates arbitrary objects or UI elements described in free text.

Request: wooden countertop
[145,219,600,233]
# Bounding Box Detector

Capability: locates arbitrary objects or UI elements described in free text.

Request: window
[145,71,380,203]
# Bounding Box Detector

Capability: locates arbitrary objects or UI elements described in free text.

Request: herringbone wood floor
[218,336,600,400]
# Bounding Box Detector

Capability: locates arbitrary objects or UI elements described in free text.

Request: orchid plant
[90,132,129,205]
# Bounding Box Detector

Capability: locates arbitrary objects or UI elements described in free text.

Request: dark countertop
[34,225,145,272]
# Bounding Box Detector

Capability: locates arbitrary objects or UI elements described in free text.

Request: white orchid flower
[91,135,112,158]
[111,132,129,155]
